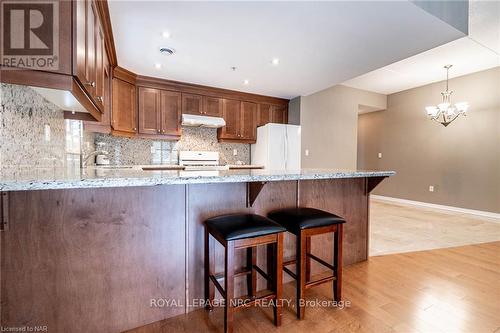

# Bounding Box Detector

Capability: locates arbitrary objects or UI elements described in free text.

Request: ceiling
[343,0,500,95]
[108,1,465,99]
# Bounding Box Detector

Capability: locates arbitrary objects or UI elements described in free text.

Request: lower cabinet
[138,87,181,139]
[111,78,137,134]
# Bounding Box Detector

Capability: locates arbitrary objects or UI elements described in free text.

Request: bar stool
[204,214,286,333]
[268,208,345,319]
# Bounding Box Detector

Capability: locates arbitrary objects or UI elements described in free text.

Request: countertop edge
[0,171,395,192]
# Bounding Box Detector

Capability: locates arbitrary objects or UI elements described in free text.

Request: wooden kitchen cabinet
[257,103,272,127]
[74,0,106,112]
[160,90,182,137]
[218,99,241,140]
[111,78,137,134]
[272,104,288,124]
[138,87,161,135]
[218,100,257,142]
[138,87,182,138]
[182,93,203,115]
[83,56,111,133]
[240,101,257,140]
[203,96,223,117]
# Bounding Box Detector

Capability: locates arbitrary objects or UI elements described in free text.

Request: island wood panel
[1,186,186,333]
[298,178,369,272]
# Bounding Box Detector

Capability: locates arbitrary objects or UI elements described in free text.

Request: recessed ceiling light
[162,31,171,39]
[243,79,249,85]
[271,58,280,65]
[155,63,162,69]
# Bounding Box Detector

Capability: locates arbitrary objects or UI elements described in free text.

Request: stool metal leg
[204,228,214,310]
[333,224,343,302]
[296,231,307,320]
[273,233,284,326]
[246,247,256,297]
[224,241,235,333]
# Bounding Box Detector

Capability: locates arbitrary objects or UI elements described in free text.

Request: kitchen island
[0,168,393,333]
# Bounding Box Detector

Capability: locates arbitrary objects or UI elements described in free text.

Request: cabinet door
[272,105,288,124]
[218,99,241,139]
[241,101,257,140]
[112,78,137,134]
[160,90,182,136]
[257,103,272,127]
[86,0,96,94]
[93,6,105,111]
[182,93,203,115]
[138,87,160,135]
[203,96,223,117]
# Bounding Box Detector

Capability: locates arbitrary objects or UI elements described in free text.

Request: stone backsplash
[92,127,250,165]
[0,83,67,169]
[1,83,249,169]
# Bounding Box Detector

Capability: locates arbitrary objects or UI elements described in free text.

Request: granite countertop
[0,166,396,191]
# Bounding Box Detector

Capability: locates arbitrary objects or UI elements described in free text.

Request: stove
[179,151,230,171]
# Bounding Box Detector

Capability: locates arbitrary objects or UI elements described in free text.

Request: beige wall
[358,67,500,213]
[300,85,386,168]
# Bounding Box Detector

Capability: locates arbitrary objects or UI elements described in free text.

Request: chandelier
[425,65,469,127]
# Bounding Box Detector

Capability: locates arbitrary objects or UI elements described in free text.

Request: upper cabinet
[272,104,288,124]
[137,87,181,139]
[182,93,222,117]
[257,104,272,127]
[218,99,241,140]
[203,96,223,117]
[256,103,288,127]
[182,93,203,115]
[74,0,107,112]
[240,102,257,140]
[218,100,258,142]
[111,77,136,134]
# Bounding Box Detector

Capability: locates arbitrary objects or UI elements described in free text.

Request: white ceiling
[343,0,500,95]
[108,1,465,99]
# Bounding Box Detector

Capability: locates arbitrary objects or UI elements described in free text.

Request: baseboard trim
[371,195,500,220]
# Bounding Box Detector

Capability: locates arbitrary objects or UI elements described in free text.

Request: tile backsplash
[1,83,250,169]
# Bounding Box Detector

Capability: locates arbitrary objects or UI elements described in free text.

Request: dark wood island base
[1,177,385,332]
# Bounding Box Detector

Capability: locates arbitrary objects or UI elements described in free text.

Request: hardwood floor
[125,242,500,333]
[370,199,500,256]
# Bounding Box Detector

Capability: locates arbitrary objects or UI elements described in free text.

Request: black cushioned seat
[206,214,286,241]
[268,208,345,235]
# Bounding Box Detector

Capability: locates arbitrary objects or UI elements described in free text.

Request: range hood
[181,114,226,128]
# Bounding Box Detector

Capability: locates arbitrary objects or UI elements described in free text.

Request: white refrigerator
[251,123,301,170]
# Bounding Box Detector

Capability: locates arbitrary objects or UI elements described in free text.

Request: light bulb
[426,106,438,116]
[438,102,450,111]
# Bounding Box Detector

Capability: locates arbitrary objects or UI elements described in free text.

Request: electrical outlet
[378,152,382,159]
[233,149,238,156]
[305,149,309,156]
[429,185,434,192]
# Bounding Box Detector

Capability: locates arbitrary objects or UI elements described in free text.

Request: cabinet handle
[96,96,103,102]
[133,127,137,131]
[85,81,96,87]
[162,130,165,134]
[157,129,160,133]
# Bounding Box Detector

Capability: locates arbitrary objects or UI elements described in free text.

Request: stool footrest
[307,253,335,271]
[234,292,276,311]
[305,275,336,289]
[283,266,297,280]
[209,274,226,298]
